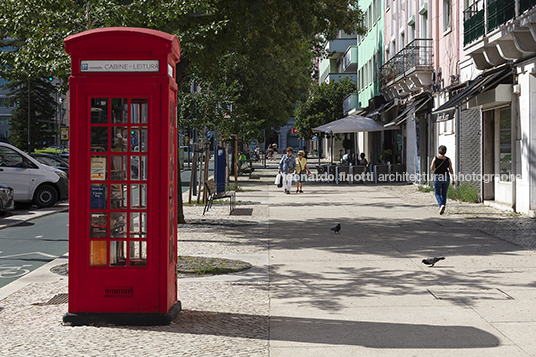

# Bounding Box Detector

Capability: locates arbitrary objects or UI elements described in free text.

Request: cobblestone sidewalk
[0,189,270,357]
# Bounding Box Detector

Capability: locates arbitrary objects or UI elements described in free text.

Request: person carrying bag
[278,147,297,194]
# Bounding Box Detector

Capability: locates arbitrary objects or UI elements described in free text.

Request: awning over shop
[366,103,386,119]
[312,114,399,134]
[367,101,398,119]
[384,97,431,127]
[432,66,512,122]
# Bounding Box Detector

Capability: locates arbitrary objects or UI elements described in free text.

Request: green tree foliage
[5,78,57,152]
[293,77,356,139]
[0,1,364,141]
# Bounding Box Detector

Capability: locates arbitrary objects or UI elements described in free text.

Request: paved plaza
[1,165,536,356]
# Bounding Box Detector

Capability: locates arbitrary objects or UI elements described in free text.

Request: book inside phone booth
[63,28,181,325]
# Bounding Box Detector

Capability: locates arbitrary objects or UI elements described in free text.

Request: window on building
[409,24,415,42]
[364,63,368,87]
[443,0,451,31]
[421,13,428,38]
[499,107,512,181]
[368,5,372,29]
[377,0,382,20]
[369,59,373,85]
[373,54,377,82]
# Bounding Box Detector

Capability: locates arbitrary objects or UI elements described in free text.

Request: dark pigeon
[330,223,341,234]
[422,257,445,267]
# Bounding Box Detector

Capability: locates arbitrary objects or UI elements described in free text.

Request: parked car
[0,143,68,208]
[0,184,15,213]
[30,153,69,176]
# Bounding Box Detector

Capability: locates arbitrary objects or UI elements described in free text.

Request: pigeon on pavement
[331,223,341,234]
[422,257,445,267]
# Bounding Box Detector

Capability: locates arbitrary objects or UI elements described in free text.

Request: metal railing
[464,0,485,45]
[379,39,433,88]
[487,0,515,32]
[464,0,536,46]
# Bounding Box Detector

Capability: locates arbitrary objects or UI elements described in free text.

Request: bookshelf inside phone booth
[89,98,149,268]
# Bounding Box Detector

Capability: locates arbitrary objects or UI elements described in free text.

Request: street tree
[293,77,356,139]
[5,78,57,152]
[0,0,364,133]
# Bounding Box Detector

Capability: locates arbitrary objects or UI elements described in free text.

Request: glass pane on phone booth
[129,241,147,267]
[131,98,148,123]
[130,127,148,152]
[110,212,127,238]
[130,184,147,209]
[91,98,108,124]
[90,184,107,210]
[90,213,108,238]
[110,241,127,266]
[91,127,108,152]
[112,127,128,152]
[130,155,147,180]
[110,184,127,209]
[130,212,147,238]
[111,98,128,123]
[90,241,107,266]
[110,155,127,181]
[91,156,107,181]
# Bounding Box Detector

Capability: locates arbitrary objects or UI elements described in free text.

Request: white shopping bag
[274,173,282,185]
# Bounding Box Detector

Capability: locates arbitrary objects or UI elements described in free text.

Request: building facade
[441,0,536,215]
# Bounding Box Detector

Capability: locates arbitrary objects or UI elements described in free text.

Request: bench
[203,179,236,215]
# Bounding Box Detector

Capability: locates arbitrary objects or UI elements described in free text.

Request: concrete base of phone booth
[63,300,181,326]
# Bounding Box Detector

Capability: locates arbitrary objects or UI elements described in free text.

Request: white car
[0,143,68,208]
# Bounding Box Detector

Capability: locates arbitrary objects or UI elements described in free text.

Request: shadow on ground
[127,310,501,349]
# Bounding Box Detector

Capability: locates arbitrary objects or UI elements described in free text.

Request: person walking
[430,145,454,215]
[295,150,311,193]
[278,147,297,194]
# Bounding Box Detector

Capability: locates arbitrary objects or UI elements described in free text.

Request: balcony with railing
[379,39,433,99]
[464,0,536,69]
[464,1,485,45]
[342,46,358,73]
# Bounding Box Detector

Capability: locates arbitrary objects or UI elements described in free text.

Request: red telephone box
[63,28,181,325]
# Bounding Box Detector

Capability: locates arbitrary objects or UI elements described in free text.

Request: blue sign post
[215,147,226,193]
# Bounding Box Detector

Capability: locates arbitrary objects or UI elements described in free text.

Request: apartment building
[380,0,458,180]
[432,0,536,215]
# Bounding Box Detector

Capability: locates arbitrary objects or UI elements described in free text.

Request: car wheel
[33,184,58,208]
